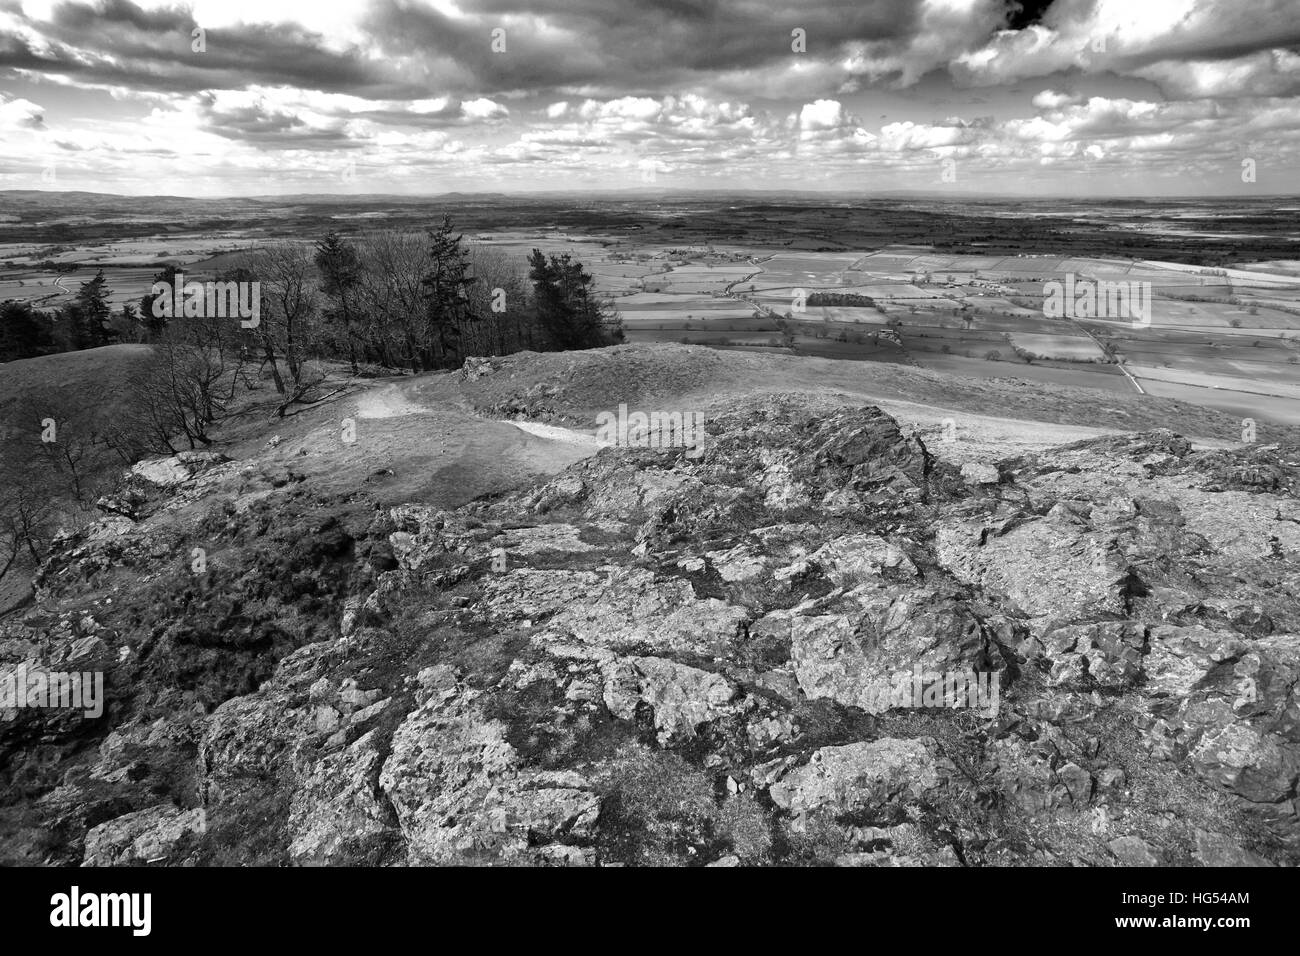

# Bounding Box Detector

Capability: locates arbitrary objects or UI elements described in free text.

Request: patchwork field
[592,242,1300,424]
[1009,331,1107,361]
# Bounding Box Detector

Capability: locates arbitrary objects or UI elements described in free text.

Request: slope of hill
[1,344,1297,866]
[445,344,1294,455]
[0,344,153,418]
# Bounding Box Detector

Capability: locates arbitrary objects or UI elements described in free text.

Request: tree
[314,231,363,373]
[73,269,113,348]
[460,245,530,357]
[776,320,796,350]
[111,303,142,343]
[0,443,57,585]
[243,244,322,412]
[138,265,179,342]
[0,300,54,361]
[527,250,623,351]
[123,306,250,450]
[421,217,477,370]
[0,389,123,585]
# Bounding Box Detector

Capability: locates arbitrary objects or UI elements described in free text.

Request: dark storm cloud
[51,0,191,33]
[3,0,1298,113]
[0,0,397,96]
[4,0,992,105]
[363,0,931,94]
[0,31,57,71]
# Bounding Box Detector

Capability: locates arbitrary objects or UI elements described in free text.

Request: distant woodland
[0,217,623,373]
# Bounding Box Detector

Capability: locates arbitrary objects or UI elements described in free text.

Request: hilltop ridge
[1,344,1298,866]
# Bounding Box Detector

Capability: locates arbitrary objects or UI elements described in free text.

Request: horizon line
[4,188,1300,203]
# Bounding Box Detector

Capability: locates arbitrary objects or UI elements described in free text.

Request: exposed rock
[1107,835,1165,867]
[601,656,749,744]
[6,398,1299,867]
[129,451,230,488]
[287,729,395,866]
[936,505,1129,633]
[460,356,497,381]
[378,681,600,864]
[544,567,749,656]
[960,461,1000,485]
[83,804,207,866]
[807,534,918,584]
[1044,621,1145,689]
[768,738,951,821]
[1192,829,1276,867]
[789,583,999,714]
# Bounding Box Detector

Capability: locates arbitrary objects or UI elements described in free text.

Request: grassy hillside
[443,344,1300,451]
[0,344,154,424]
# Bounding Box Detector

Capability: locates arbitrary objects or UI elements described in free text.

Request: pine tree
[420,217,476,369]
[0,300,54,361]
[73,269,113,348]
[314,231,362,373]
[527,250,622,350]
[139,265,179,341]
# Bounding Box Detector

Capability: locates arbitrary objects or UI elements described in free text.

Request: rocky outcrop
[83,804,207,866]
[768,737,952,821]
[3,395,1298,866]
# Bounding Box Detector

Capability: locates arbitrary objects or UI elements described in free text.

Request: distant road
[1062,315,1146,395]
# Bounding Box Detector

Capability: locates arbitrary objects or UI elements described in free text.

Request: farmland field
[1009,332,1106,361]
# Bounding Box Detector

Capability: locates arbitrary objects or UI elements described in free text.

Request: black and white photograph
[0,0,1294,928]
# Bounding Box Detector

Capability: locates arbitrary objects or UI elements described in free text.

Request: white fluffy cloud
[0,93,45,131]
[1031,90,1082,110]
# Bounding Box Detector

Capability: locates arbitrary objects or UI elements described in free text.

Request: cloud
[799,99,854,131]
[1133,50,1300,99]
[951,0,1300,91]
[1031,89,1082,109]
[877,118,981,152]
[0,0,1297,193]
[0,0,395,97]
[0,91,44,130]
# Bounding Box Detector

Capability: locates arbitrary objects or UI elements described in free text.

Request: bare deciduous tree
[241,243,326,415]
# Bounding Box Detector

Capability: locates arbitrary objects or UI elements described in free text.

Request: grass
[0,343,154,421]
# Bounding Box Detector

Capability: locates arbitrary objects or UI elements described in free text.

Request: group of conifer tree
[0,218,624,369]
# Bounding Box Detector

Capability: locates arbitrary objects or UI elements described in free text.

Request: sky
[0,0,1298,197]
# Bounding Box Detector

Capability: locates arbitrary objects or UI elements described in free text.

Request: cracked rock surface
[3,395,1297,866]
